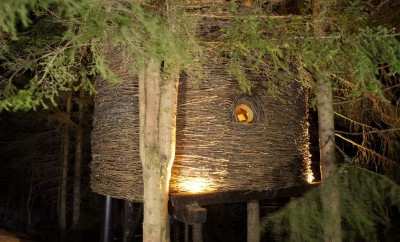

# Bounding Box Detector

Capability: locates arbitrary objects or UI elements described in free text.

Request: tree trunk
[316,79,337,179]
[313,1,341,241]
[316,78,342,242]
[247,200,260,242]
[59,93,72,240]
[139,59,179,242]
[72,91,84,229]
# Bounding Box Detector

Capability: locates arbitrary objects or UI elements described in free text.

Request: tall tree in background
[313,0,342,241]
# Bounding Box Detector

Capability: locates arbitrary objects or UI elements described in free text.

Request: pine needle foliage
[222,0,400,97]
[263,165,400,242]
[0,0,200,111]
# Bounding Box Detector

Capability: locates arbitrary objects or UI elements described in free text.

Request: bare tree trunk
[139,59,179,242]
[72,92,84,229]
[316,79,342,242]
[60,93,72,240]
[247,200,260,242]
[316,80,337,179]
[313,1,341,241]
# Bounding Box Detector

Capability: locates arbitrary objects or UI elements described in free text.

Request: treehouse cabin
[90,0,313,204]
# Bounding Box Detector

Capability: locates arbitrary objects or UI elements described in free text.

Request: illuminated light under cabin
[306,169,315,184]
[178,177,216,194]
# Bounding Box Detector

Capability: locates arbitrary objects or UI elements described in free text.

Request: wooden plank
[174,203,207,224]
[170,184,318,207]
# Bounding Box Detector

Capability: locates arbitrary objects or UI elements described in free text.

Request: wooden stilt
[171,218,180,242]
[247,200,260,242]
[192,223,203,242]
[102,196,112,242]
[72,91,84,231]
[173,202,207,242]
[123,201,134,242]
[184,223,189,242]
[59,94,72,242]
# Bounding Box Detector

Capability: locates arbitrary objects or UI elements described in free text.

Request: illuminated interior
[234,103,254,123]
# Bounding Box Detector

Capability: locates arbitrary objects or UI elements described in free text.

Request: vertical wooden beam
[184,223,189,242]
[103,196,112,242]
[59,93,72,241]
[247,200,260,242]
[123,201,135,242]
[72,91,84,230]
[192,223,203,242]
[171,218,181,242]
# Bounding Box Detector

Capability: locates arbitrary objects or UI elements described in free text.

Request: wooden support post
[123,201,135,242]
[247,200,260,242]
[186,203,206,242]
[72,91,84,230]
[171,218,181,242]
[59,93,72,242]
[102,196,112,242]
[184,223,189,242]
[172,202,207,242]
[192,223,203,242]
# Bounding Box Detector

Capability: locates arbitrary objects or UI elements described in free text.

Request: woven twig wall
[90,3,311,201]
[170,48,311,195]
[90,46,143,201]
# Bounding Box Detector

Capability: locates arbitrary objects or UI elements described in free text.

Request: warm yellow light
[306,170,315,184]
[234,103,254,123]
[179,177,214,194]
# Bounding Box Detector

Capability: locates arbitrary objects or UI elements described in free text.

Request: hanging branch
[335,133,397,167]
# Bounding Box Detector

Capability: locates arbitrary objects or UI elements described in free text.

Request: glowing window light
[234,103,254,124]
[179,177,215,194]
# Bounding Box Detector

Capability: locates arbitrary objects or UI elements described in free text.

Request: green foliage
[222,0,400,97]
[263,165,400,242]
[222,14,293,94]
[1,0,399,111]
[0,0,200,111]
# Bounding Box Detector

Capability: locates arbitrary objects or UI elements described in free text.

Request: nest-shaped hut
[90,1,312,202]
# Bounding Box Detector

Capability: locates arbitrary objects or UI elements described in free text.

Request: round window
[234,103,254,123]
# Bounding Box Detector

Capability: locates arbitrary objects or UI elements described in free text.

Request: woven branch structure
[91,2,312,201]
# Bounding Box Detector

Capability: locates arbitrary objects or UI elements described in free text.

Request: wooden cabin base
[170,184,317,208]
[170,184,317,242]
